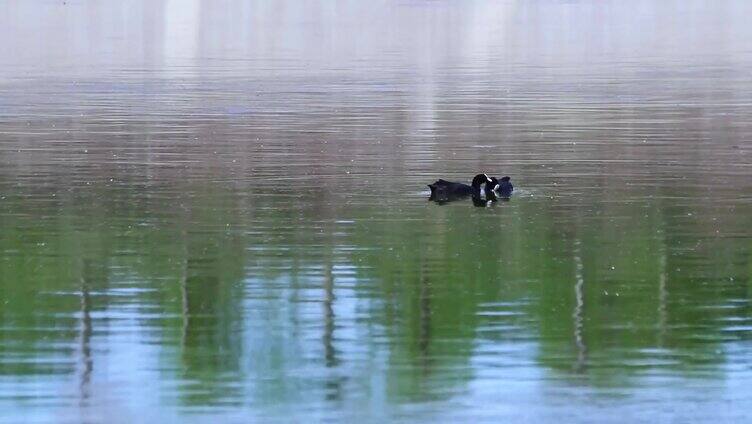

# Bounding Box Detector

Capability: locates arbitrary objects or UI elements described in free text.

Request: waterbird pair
[427,173,513,204]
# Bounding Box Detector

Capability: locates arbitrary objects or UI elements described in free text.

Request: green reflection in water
[1,172,751,414]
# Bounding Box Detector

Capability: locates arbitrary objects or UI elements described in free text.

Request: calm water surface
[2,1,752,422]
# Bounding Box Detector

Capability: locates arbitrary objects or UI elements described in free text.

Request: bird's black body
[428,174,493,202]
[427,174,513,204]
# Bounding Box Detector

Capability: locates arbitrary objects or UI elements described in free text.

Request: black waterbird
[428,174,495,202]
[496,176,513,198]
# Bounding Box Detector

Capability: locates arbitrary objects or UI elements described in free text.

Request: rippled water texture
[1,1,752,422]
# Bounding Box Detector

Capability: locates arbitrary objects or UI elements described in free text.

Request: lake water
[2,1,752,422]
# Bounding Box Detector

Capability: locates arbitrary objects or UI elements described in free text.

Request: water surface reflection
[1,0,752,422]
